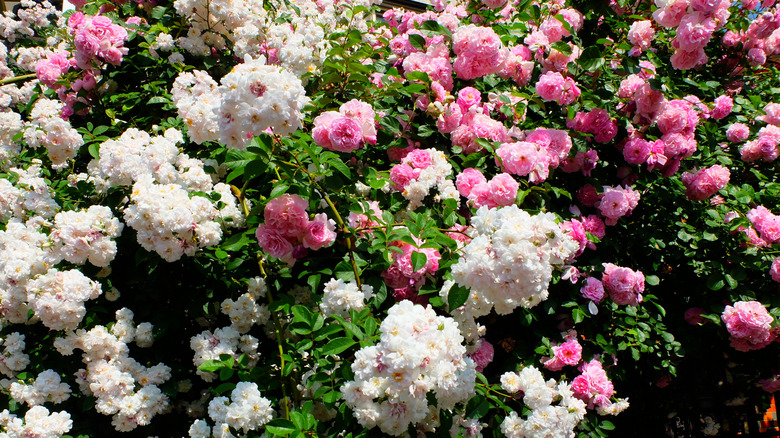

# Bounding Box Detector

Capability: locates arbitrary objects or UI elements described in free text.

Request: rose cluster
[254,194,337,265]
[312,99,377,153]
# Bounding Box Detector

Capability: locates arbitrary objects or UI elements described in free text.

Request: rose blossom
[580,277,606,303]
[602,263,644,306]
[302,213,337,250]
[726,123,750,143]
[264,194,309,239]
[681,165,730,201]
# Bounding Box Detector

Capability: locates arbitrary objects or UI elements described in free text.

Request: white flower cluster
[49,205,123,267]
[0,164,59,221]
[319,278,374,318]
[499,366,586,438]
[23,98,84,169]
[110,308,155,348]
[124,175,223,262]
[0,219,51,324]
[171,71,221,145]
[88,127,244,261]
[341,300,477,436]
[447,205,578,316]
[0,332,29,378]
[54,309,171,432]
[26,268,102,331]
[88,128,208,191]
[172,0,267,56]
[0,0,64,43]
[218,56,310,149]
[0,406,71,438]
[191,326,259,382]
[189,382,274,438]
[396,149,459,210]
[9,369,71,406]
[220,277,270,333]
[0,42,11,79]
[0,110,23,166]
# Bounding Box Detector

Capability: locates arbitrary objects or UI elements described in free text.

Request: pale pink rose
[302,213,337,250]
[554,339,582,366]
[488,173,519,207]
[770,257,780,282]
[572,360,614,407]
[652,0,689,28]
[558,77,581,105]
[469,340,495,373]
[264,194,310,239]
[312,111,341,149]
[581,277,606,303]
[406,149,432,169]
[389,164,417,190]
[656,100,694,134]
[597,186,640,225]
[328,117,364,152]
[602,263,644,306]
[536,71,565,102]
[722,301,776,351]
[722,30,742,47]
[681,165,730,201]
[618,75,644,99]
[758,103,780,126]
[674,13,716,52]
[496,141,539,176]
[582,214,606,241]
[255,225,294,260]
[456,87,482,111]
[670,48,707,70]
[456,168,487,197]
[540,16,567,44]
[468,183,495,208]
[690,0,722,13]
[748,206,780,242]
[561,219,588,256]
[711,95,733,120]
[436,103,463,134]
[628,20,655,54]
[560,8,584,33]
[623,138,652,164]
[634,83,666,119]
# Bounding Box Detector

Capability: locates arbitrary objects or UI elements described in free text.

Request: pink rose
[623,138,652,165]
[264,194,309,239]
[602,263,644,306]
[487,173,519,207]
[496,141,540,176]
[536,71,565,102]
[255,225,294,260]
[389,164,417,190]
[302,213,337,251]
[580,277,606,303]
[468,339,495,373]
[722,301,776,351]
[328,117,364,153]
[406,149,431,169]
[456,168,487,197]
[681,165,730,201]
[770,257,780,282]
[711,95,733,120]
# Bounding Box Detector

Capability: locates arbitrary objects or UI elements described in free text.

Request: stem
[265,287,291,420]
[0,73,36,86]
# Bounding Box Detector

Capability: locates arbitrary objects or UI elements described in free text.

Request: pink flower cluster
[543,337,582,371]
[627,20,655,56]
[381,238,441,303]
[567,108,618,144]
[312,100,377,153]
[580,277,606,303]
[254,194,336,265]
[452,25,506,80]
[450,112,509,155]
[468,339,495,373]
[652,0,730,69]
[602,263,644,306]
[35,52,74,87]
[388,149,433,190]
[496,128,572,183]
[747,206,780,244]
[560,215,605,257]
[69,12,129,70]
[571,360,615,408]
[740,125,780,162]
[535,71,581,106]
[402,45,454,91]
[596,185,640,226]
[771,257,780,283]
[347,201,383,237]
[733,10,780,67]
[455,169,518,208]
[726,123,750,143]
[680,165,730,201]
[721,301,777,352]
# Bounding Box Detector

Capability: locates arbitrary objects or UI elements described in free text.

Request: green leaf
[320,337,356,356]
[550,41,572,56]
[198,360,223,373]
[600,420,615,431]
[464,396,490,419]
[578,46,605,72]
[448,284,470,310]
[411,251,427,272]
[408,34,426,51]
[327,157,351,178]
[645,275,659,286]
[572,307,586,324]
[266,419,296,436]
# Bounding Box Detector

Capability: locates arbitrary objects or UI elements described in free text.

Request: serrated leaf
[197,360,223,373]
[408,34,426,51]
[448,284,470,310]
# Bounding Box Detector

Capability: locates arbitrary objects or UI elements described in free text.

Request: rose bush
[0,0,779,436]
